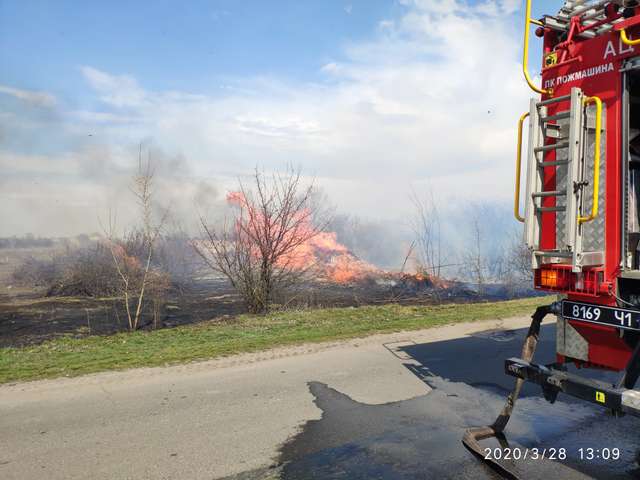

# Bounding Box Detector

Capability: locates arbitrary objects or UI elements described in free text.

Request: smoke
[193,181,219,207]
[104,144,222,236]
[446,200,517,282]
[329,214,414,270]
[329,199,518,278]
[0,135,222,236]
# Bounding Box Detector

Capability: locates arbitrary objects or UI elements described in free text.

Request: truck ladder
[523,87,604,272]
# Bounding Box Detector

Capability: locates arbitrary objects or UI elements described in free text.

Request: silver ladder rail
[524,87,586,271]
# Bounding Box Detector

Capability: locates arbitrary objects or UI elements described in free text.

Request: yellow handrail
[578,96,602,224]
[523,0,550,95]
[514,111,529,222]
[620,28,640,46]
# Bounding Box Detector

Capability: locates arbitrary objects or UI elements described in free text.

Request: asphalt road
[2,315,640,480]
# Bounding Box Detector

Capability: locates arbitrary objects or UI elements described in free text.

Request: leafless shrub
[508,233,533,284]
[145,268,172,329]
[195,167,328,313]
[103,147,170,330]
[455,202,532,297]
[462,217,487,295]
[12,256,63,288]
[493,231,534,297]
[12,243,123,297]
[45,243,121,296]
[14,150,177,330]
[410,188,443,278]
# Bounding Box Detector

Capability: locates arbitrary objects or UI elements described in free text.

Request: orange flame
[226,191,380,283]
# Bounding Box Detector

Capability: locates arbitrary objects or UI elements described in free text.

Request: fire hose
[462,304,554,479]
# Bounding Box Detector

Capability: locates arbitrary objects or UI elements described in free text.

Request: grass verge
[0,296,551,384]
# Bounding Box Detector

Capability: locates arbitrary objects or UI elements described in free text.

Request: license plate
[562,300,640,331]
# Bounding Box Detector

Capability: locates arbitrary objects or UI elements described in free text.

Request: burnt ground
[0,277,481,348]
[0,246,536,348]
[223,325,640,480]
[0,247,245,346]
[0,277,533,348]
[0,278,247,347]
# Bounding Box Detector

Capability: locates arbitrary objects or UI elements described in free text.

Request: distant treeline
[0,234,99,249]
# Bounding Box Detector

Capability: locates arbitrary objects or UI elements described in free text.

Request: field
[0,243,532,345]
[0,245,247,346]
[0,296,550,384]
[0,244,544,384]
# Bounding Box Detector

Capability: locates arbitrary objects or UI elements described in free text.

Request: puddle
[271,381,640,480]
[221,324,640,480]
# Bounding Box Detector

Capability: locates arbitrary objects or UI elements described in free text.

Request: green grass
[0,297,551,384]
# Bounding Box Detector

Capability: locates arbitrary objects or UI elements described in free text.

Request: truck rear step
[505,358,640,415]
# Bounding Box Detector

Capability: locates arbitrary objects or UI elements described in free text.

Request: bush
[45,244,122,297]
[12,244,125,297]
[11,256,63,288]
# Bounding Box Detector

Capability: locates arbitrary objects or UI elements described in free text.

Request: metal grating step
[534,141,570,153]
[539,160,570,167]
[540,111,571,123]
[536,206,566,212]
[532,190,567,198]
[534,250,573,258]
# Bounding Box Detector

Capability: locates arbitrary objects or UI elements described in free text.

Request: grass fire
[3,4,634,480]
[1,154,536,357]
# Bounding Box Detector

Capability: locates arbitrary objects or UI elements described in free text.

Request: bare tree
[499,230,533,289]
[104,147,169,330]
[409,188,443,278]
[462,217,487,295]
[196,167,326,313]
[509,233,533,284]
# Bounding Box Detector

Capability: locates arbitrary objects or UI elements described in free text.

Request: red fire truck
[464,0,640,472]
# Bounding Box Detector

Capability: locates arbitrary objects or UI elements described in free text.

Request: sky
[0,0,559,237]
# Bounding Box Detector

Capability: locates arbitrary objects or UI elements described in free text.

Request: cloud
[3,0,531,236]
[234,115,324,138]
[70,110,140,124]
[80,66,147,108]
[0,85,56,107]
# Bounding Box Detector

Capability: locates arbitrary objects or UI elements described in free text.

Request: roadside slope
[0,297,550,383]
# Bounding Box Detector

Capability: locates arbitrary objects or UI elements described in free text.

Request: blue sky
[0,0,557,237]
[0,0,556,102]
[1,1,400,100]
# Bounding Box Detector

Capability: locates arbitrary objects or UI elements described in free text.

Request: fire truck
[464,0,640,474]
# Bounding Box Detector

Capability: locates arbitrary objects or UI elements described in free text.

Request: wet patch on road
[220,325,640,480]
[273,381,612,480]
